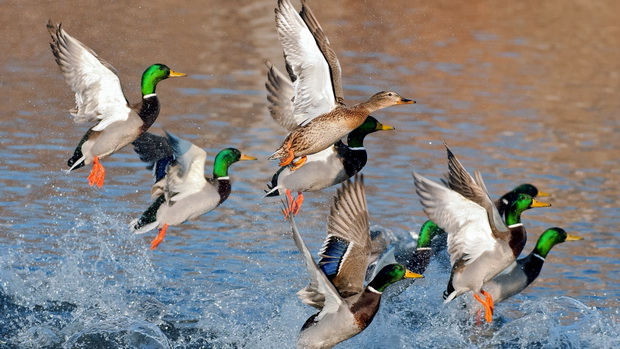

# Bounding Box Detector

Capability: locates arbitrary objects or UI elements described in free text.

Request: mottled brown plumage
[269,92,414,170]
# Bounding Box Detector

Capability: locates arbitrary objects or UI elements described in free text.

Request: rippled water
[1,0,619,348]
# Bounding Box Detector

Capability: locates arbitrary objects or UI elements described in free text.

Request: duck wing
[265,61,297,132]
[275,0,338,126]
[286,202,345,318]
[132,132,175,179]
[47,21,131,132]
[413,172,498,267]
[299,0,345,106]
[318,174,370,297]
[444,145,509,237]
[163,132,208,203]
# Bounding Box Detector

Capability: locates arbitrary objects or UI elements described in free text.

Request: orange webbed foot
[87,156,106,188]
[150,224,169,250]
[473,291,495,323]
[289,156,307,171]
[278,148,295,167]
[282,190,305,219]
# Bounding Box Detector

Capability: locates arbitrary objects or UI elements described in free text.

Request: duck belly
[84,117,143,162]
[298,311,360,349]
[157,192,220,226]
[452,246,515,295]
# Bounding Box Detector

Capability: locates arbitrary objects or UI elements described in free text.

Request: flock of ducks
[47,0,583,347]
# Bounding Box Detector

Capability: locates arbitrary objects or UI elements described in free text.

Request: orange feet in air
[150,224,169,250]
[473,290,495,323]
[282,189,305,218]
[278,147,295,167]
[290,156,307,171]
[87,156,106,188]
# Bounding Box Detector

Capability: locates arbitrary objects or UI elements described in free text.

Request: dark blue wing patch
[152,155,175,183]
[318,236,350,279]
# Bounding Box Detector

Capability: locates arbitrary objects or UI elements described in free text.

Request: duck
[495,183,549,219]
[477,227,583,307]
[47,21,186,188]
[285,174,423,348]
[268,0,414,173]
[412,145,550,323]
[264,1,398,216]
[130,132,256,249]
[396,220,447,274]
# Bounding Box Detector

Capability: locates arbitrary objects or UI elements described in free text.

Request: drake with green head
[268,0,414,174]
[413,144,550,323]
[396,220,446,274]
[496,183,549,219]
[130,132,256,249]
[479,227,583,307]
[286,175,422,348]
[47,21,186,188]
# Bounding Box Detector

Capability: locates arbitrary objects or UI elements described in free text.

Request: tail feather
[131,195,166,233]
[67,129,93,172]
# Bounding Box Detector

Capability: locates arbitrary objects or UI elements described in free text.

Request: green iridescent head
[367,264,423,293]
[347,116,395,148]
[504,193,551,225]
[212,148,256,178]
[416,220,445,248]
[534,227,583,258]
[141,63,187,96]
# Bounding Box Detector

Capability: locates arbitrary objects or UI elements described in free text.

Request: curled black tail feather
[134,195,166,230]
[67,129,93,170]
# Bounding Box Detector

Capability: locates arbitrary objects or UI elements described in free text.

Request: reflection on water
[0,0,619,347]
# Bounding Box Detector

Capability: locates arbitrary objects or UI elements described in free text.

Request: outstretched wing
[47,21,130,131]
[275,0,338,126]
[285,201,345,319]
[164,132,208,203]
[443,144,509,236]
[318,174,370,296]
[413,172,497,267]
[265,61,297,132]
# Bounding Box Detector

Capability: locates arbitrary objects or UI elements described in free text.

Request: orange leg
[482,289,495,314]
[282,189,305,218]
[473,291,494,323]
[87,156,106,188]
[278,144,295,167]
[150,224,169,250]
[290,156,307,171]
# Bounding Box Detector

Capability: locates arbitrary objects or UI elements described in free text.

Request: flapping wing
[318,174,370,296]
[285,201,345,319]
[47,21,130,131]
[444,144,508,235]
[275,0,337,126]
[413,172,497,267]
[131,132,174,183]
[299,0,345,106]
[164,132,208,203]
[265,61,297,132]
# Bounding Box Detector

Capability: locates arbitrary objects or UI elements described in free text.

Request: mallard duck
[396,220,447,274]
[47,21,186,188]
[285,174,423,348]
[479,227,583,306]
[130,132,256,249]
[412,146,550,323]
[268,0,414,172]
[495,183,549,219]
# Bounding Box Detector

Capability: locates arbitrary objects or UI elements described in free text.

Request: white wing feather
[164,132,208,202]
[48,22,130,130]
[275,0,337,125]
[413,172,497,267]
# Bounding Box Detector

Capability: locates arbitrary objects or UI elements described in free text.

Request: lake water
[1,0,619,348]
